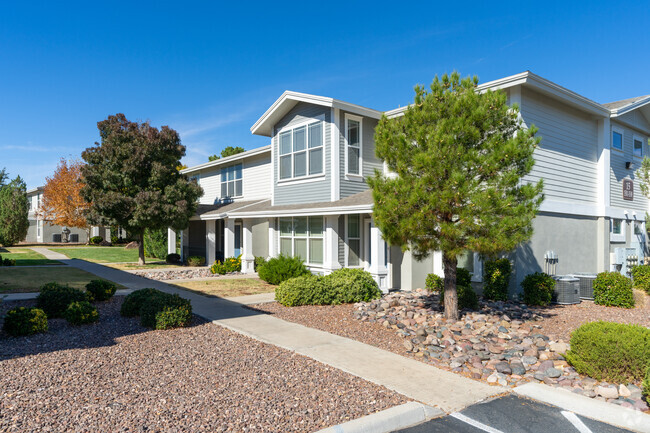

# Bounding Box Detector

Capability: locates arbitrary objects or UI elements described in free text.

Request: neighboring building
[177,71,650,294]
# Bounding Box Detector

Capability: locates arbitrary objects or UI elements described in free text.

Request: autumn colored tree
[38,159,91,241]
[81,114,203,265]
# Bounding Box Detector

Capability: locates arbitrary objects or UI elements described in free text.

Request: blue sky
[1,1,649,189]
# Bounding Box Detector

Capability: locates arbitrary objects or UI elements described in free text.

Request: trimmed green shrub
[440,284,479,310]
[166,253,181,264]
[631,265,650,294]
[210,256,241,274]
[324,268,382,304]
[144,227,168,260]
[90,236,103,245]
[154,305,193,329]
[85,279,117,302]
[187,255,205,267]
[456,267,472,288]
[565,321,650,383]
[2,257,16,266]
[275,274,326,306]
[258,254,310,285]
[3,307,48,336]
[120,288,160,317]
[483,258,511,301]
[643,366,650,399]
[254,256,267,271]
[64,301,99,325]
[593,271,634,308]
[36,283,88,317]
[522,272,556,306]
[425,274,443,292]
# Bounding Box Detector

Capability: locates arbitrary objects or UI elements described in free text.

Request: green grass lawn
[0,267,123,293]
[0,248,63,266]
[172,278,275,298]
[49,247,157,263]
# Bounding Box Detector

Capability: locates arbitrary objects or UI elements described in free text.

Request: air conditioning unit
[70,234,79,243]
[52,234,62,243]
[569,273,597,300]
[552,276,580,305]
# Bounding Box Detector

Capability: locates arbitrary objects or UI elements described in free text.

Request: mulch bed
[0,297,408,432]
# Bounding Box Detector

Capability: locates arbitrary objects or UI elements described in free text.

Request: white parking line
[450,412,506,433]
[561,411,594,433]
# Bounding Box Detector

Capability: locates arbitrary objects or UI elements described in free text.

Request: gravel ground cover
[0,297,408,432]
[251,289,650,412]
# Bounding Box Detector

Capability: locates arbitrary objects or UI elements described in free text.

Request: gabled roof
[251,91,383,137]
[181,145,270,175]
[603,95,650,116]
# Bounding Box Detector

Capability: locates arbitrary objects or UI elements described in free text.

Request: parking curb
[315,402,443,433]
[514,383,650,433]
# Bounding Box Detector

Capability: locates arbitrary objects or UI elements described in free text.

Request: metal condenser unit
[552,276,580,305]
[569,273,597,300]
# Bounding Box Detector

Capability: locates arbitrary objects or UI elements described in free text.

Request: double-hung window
[279,216,324,264]
[221,164,242,198]
[612,129,623,151]
[346,115,362,176]
[633,136,644,158]
[346,214,361,266]
[278,120,324,180]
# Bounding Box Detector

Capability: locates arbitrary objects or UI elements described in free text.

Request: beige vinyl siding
[520,88,599,205]
[273,102,331,205]
[339,113,382,198]
[243,153,272,200]
[198,169,221,205]
[610,121,649,211]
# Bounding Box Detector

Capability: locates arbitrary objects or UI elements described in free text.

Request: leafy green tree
[0,169,29,246]
[81,114,203,264]
[208,145,245,161]
[369,73,544,320]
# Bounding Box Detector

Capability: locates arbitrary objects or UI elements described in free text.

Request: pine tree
[0,169,29,246]
[369,73,544,320]
[208,145,245,161]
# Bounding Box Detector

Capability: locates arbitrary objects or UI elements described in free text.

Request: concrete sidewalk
[16,250,508,413]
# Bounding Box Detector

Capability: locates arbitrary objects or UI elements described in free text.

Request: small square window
[612,131,623,150]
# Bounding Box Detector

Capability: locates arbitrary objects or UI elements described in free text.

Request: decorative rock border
[131,268,240,281]
[353,289,649,412]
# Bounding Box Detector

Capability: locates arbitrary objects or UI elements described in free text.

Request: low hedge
[3,307,48,337]
[593,271,635,308]
[90,236,103,245]
[565,321,650,383]
[258,254,310,285]
[166,253,181,264]
[187,256,205,267]
[120,288,192,329]
[210,256,241,274]
[64,301,99,325]
[631,265,650,294]
[85,279,117,302]
[483,258,512,301]
[522,272,555,306]
[254,256,267,271]
[0,254,16,266]
[275,268,381,307]
[36,283,88,318]
[120,288,160,317]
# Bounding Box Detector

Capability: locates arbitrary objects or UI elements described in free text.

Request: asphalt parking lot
[395,395,632,433]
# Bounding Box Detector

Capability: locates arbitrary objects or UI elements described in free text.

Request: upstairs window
[633,136,644,158]
[221,164,242,198]
[612,130,623,150]
[278,120,324,180]
[346,115,362,175]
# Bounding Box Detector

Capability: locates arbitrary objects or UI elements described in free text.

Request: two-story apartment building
[178,71,650,294]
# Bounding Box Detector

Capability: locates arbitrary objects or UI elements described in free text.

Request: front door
[234,223,242,257]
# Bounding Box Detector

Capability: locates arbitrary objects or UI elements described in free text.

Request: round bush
[154,305,192,330]
[258,254,310,285]
[85,279,117,302]
[120,288,192,329]
[254,256,268,271]
[166,253,181,264]
[3,307,48,337]
[187,255,206,267]
[593,271,634,308]
[64,301,99,325]
[37,283,88,317]
[565,321,650,383]
[90,236,103,245]
[522,272,555,306]
[425,274,443,292]
[483,258,512,301]
[275,275,325,306]
[324,268,381,304]
[631,265,650,294]
[210,256,241,275]
[643,366,650,400]
[440,284,479,310]
[120,288,161,317]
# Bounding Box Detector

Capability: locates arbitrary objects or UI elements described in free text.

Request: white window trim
[344,214,363,268]
[611,127,624,153]
[277,115,326,182]
[278,216,324,266]
[632,134,645,159]
[610,218,625,243]
[220,163,243,199]
[344,114,364,179]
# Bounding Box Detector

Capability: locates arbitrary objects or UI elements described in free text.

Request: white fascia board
[181,145,271,175]
[197,200,270,220]
[228,204,373,219]
[331,100,382,119]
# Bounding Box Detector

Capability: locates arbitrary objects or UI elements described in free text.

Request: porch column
[368,219,389,292]
[224,218,235,258]
[241,219,255,274]
[206,220,216,265]
[323,215,341,274]
[268,217,277,260]
[167,228,176,255]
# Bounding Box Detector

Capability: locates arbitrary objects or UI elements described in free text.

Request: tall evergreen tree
[208,145,245,161]
[369,73,544,320]
[81,114,203,264]
[0,169,29,246]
